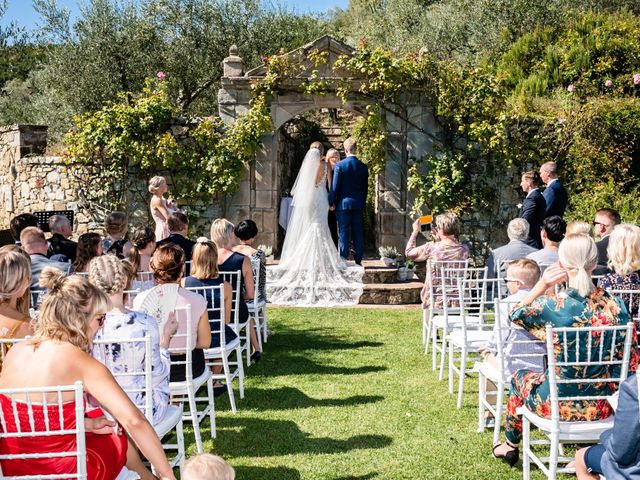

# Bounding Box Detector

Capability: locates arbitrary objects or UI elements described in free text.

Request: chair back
[136,271,154,284]
[0,381,87,479]
[219,270,242,328]
[607,289,640,327]
[426,259,469,311]
[92,336,153,423]
[449,273,493,336]
[123,288,141,308]
[545,322,634,423]
[168,305,195,381]
[29,289,47,311]
[185,285,227,347]
[249,256,261,304]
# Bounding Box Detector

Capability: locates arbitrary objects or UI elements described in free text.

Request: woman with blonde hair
[0,246,34,368]
[149,176,175,242]
[0,268,176,479]
[566,220,593,237]
[89,254,177,425]
[492,234,637,466]
[211,218,262,362]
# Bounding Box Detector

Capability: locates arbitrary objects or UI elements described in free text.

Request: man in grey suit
[487,218,538,280]
[21,227,73,289]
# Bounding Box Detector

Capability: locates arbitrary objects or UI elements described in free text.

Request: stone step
[359,281,422,305]
[362,267,398,284]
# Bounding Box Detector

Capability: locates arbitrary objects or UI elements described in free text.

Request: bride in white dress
[267,145,364,306]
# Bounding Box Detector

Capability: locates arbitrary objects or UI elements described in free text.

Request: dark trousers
[328,209,339,249]
[336,209,364,263]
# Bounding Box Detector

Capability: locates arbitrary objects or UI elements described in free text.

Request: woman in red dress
[0,268,176,480]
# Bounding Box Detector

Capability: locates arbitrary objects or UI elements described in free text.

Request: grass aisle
[200,307,546,479]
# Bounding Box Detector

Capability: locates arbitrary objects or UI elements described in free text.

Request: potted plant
[406,260,416,280]
[378,245,399,267]
[396,257,408,281]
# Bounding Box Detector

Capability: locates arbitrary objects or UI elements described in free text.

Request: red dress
[0,394,127,479]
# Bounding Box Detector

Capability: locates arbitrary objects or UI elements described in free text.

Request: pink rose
[567,84,575,93]
[157,71,167,80]
[634,73,640,85]
[604,79,613,88]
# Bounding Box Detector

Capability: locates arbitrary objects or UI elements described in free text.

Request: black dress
[183,275,238,348]
[218,252,250,324]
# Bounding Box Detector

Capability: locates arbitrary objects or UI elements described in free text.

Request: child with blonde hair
[182,454,235,480]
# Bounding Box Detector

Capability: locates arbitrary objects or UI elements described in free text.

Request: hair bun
[40,267,67,290]
[196,237,209,244]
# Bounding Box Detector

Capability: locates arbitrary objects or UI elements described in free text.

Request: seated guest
[9,213,38,245]
[211,218,262,362]
[487,218,538,280]
[526,215,566,269]
[0,247,34,369]
[156,211,195,261]
[594,207,621,270]
[128,227,156,272]
[47,214,77,262]
[479,259,545,422]
[182,238,236,395]
[573,373,640,480]
[183,453,235,480]
[21,227,72,289]
[405,212,469,308]
[89,254,177,425]
[74,232,103,273]
[492,234,637,466]
[0,268,175,479]
[232,219,267,304]
[518,171,547,248]
[566,220,593,237]
[103,211,133,259]
[598,224,640,321]
[133,244,211,382]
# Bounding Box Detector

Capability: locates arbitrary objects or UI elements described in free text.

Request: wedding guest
[21,227,72,288]
[0,247,34,369]
[492,234,637,467]
[0,268,176,479]
[518,171,547,249]
[526,215,566,269]
[156,211,195,261]
[9,213,38,245]
[149,176,173,242]
[486,218,537,280]
[573,373,640,480]
[74,232,103,273]
[233,219,267,304]
[326,148,340,248]
[405,212,469,307]
[182,238,236,394]
[566,220,593,237]
[128,227,156,272]
[47,214,77,262]
[598,224,640,325]
[183,453,235,480]
[539,161,568,218]
[210,218,262,362]
[103,211,133,259]
[594,207,621,270]
[133,243,211,382]
[90,254,177,425]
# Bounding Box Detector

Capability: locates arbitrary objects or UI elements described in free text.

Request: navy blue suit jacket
[542,180,568,218]
[519,189,547,249]
[329,155,369,211]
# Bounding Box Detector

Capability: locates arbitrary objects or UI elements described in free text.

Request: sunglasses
[504,278,523,283]
[94,313,106,327]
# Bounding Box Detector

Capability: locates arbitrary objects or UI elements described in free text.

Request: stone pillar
[222,45,244,78]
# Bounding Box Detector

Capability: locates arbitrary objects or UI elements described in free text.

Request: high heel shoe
[492,443,519,467]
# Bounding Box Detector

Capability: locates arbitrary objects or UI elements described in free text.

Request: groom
[329,138,369,265]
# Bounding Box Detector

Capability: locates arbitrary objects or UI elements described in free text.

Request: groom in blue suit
[329,138,369,265]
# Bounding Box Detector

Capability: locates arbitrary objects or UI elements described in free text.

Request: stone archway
[218,35,440,254]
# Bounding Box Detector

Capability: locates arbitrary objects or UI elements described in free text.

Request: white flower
[517,203,522,209]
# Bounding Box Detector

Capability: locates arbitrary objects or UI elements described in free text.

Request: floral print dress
[504,287,639,445]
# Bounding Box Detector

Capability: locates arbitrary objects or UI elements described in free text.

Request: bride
[267,143,364,306]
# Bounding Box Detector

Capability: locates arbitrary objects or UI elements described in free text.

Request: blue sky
[2,0,349,30]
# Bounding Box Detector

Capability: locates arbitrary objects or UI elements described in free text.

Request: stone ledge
[359,281,422,305]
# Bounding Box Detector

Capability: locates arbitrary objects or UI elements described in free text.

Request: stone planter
[381,257,396,267]
[397,267,408,281]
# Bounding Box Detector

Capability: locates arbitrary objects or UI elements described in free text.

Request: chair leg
[176,417,186,470]
[522,416,531,480]
[439,334,448,381]
[456,347,467,409]
[261,307,268,343]
[448,341,454,394]
[245,325,252,368]
[222,354,237,414]
[187,390,203,454]
[236,345,245,399]
[207,377,216,439]
[549,432,559,480]
[477,372,486,433]
[493,382,504,446]
[430,324,438,369]
[254,316,263,352]
[422,309,429,346]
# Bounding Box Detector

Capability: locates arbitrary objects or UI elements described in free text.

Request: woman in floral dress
[492,234,639,466]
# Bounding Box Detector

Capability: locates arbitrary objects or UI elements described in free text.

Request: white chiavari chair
[247,256,266,350]
[219,270,252,367]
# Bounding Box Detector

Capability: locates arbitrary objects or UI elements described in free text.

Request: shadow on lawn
[272,329,384,352]
[333,474,379,480]
[262,353,387,377]
[234,465,302,480]
[216,417,392,458]
[237,386,384,410]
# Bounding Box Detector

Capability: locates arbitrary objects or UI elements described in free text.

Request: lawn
[189,306,551,479]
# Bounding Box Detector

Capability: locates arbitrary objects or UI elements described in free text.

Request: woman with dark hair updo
[89,254,177,426]
[133,244,212,383]
[0,268,176,479]
[74,232,103,273]
[233,219,267,304]
[128,227,157,272]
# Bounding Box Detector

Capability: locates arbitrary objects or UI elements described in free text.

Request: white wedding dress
[267,148,364,306]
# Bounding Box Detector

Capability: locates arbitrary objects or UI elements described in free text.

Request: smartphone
[419,214,433,232]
